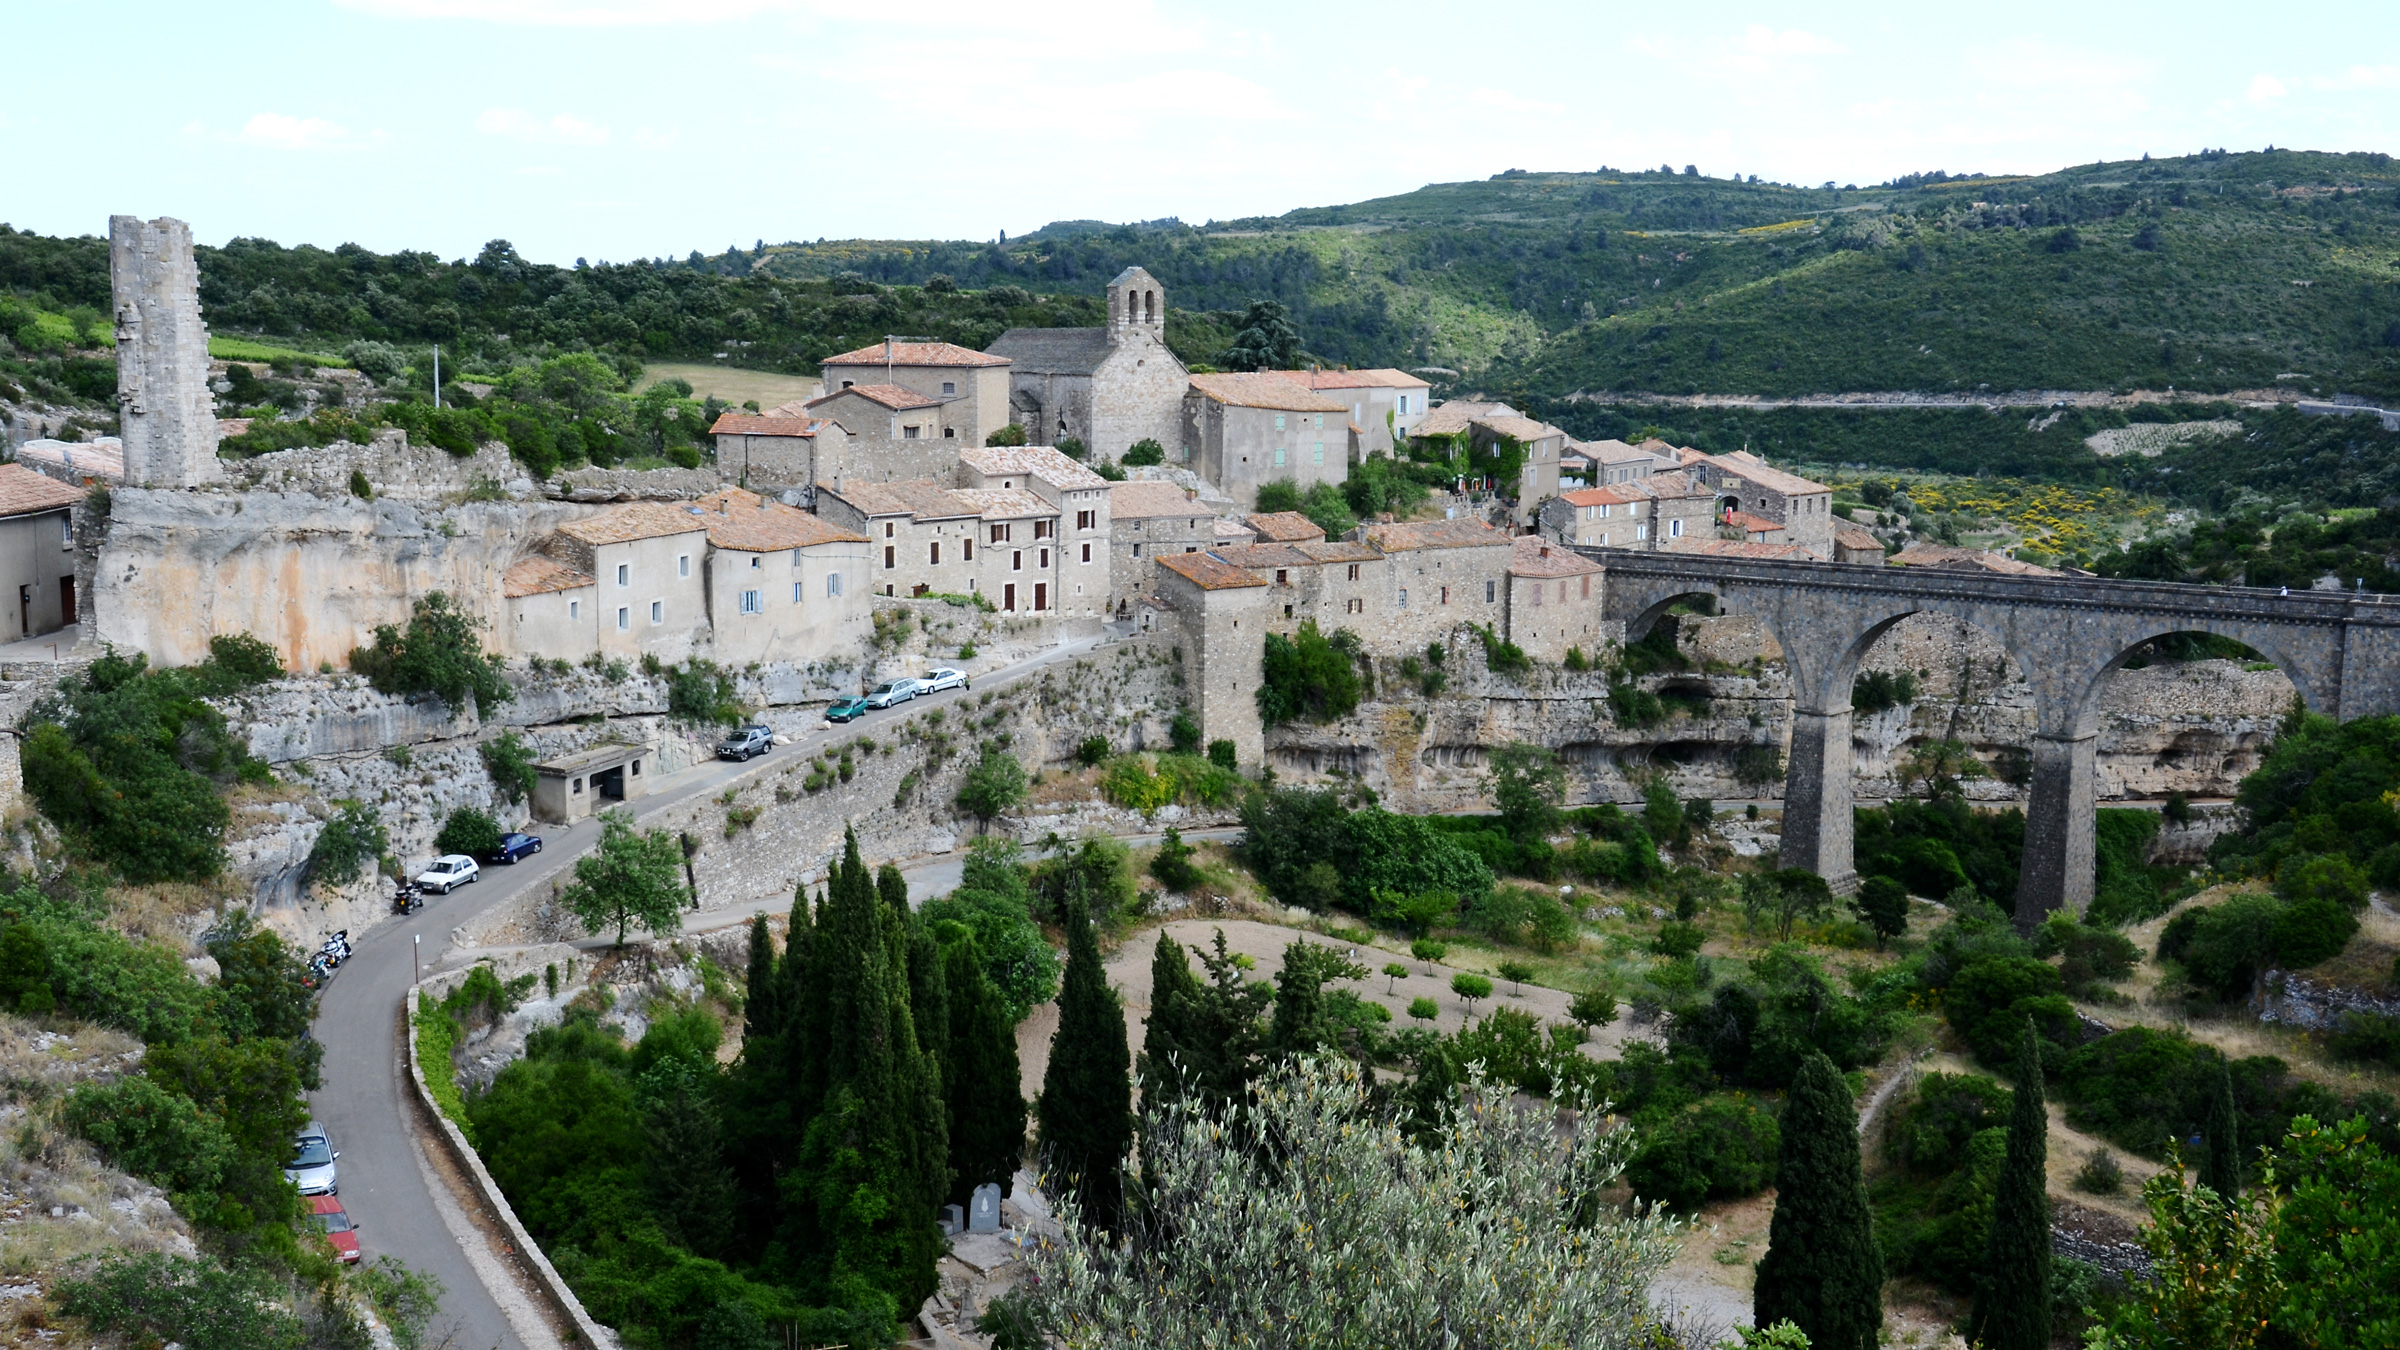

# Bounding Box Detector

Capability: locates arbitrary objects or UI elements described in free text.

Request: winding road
[305,633,1110,1349]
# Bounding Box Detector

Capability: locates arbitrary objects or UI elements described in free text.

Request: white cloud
[2248,73,2288,103]
[476,107,611,145]
[2313,64,2400,91]
[1742,25,1842,56]
[236,113,371,152]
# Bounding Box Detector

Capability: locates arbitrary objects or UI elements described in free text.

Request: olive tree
[1014,1055,1681,1349]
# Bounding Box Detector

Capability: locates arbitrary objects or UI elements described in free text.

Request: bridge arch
[2060,622,2329,740]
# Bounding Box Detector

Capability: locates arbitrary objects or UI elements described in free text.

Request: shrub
[2270,896,2359,968]
[350,592,513,714]
[1121,438,1164,466]
[1149,828,1203,892]
[1569,989,1618,1029]
[667,658,742,726]
[1407,996,1439,1021]
[1475,623,1530,674]
[1624,1094,1782,1211]
[1075,735,1110,767]
[1852,669,1918,715]
[957,743,1028,826]
[481,731,539,804]
[55,1253,302,1350]
[1168,709,1202,755]
[1207,738,1237,771]
[306,800,388,887]
[2326,1012,2400,1068]
[1651,921,1705,958]
[1257,621,1362,726]
[985,422,1028,448]
[434,807,504,860]
[2278,853,2370,909]
[2074,1149,2124,1194]
[205,632,283,685]
[2173,894,2284,998]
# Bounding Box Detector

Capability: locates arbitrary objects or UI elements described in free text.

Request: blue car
[490,832,543,864]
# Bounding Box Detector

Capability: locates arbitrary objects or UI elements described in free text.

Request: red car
[309,1194,361,1264]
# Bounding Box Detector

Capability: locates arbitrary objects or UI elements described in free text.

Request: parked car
[825,696,870,724]
[489,832,542,864]
[286,1122,339,1196]
[919,667,969,693]
[864,678,920,709]
[308,1194,361,1264]
[415,855,480,893]
[718,725,774,761]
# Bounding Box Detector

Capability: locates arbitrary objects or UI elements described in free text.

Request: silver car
[919,667,969,694]
[864,678,919,709]
[286,1121,339,1196]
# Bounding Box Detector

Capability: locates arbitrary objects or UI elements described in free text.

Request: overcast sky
[8,0,2398,265]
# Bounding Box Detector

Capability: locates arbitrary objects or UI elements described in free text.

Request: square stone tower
[110,215,222,487]
[1106,266,1165,347]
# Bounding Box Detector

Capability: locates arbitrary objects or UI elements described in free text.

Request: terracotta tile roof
[556,501,711,547]
[959,444,1108,490]
[1157,550,1269,590]
[1726,511,1785,534]
[689,487,869,551]
[709,413,826,437]
[1834,525,1883,551]
[1270,368,1431,391]
[1110,480,1207,519]
[1702,450,1830,498]
[1186,372,1348,413]
[950,487,1057,519]
[1471,414,1566,442]
[1412,401,1515,438]
[1662,538,1818,560]
[808,383,942,412]
[1890,543,2060,576]
[765,399,818,417]
[1246,511,1327,543]
[820,479,979,520]
[1510,536,1604,577]
[503,554,596,598]
[1579,438,1659,464]
[820,340,1009,369]
[1293,540,1379,563]
[1559,486,1639,507]
[1614,470,1712,501]
[1215,543,1320,569]
[0,463,89,516]
[1364,517,1509,552]
[1214,518,1257,541]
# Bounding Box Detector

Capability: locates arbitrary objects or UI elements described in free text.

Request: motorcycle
[317,931,352,969]
[305,950,338,988]
[391,882,425,916]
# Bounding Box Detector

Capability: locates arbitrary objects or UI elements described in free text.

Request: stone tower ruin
[111,215,222,487]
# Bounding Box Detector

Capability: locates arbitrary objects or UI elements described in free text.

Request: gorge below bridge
[1580,547,2400,924]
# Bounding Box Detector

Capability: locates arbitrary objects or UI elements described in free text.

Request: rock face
[1265,611,2295,812]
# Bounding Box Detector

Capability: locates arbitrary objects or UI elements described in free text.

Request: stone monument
[968,1182,1002,1233]
[110,215,222,487]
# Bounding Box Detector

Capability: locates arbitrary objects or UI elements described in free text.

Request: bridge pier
[2013,731,2097,930]
[1781,706,1859,895]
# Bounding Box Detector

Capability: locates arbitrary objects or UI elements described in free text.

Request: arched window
[1145,290,1157,323]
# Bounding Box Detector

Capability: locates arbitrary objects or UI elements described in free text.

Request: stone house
[1541,486,1644,549]
[1469,414,1571,525]
[986,267,1188,459]
[816,340,1013,448]
[802,384,961,483]
[1153,550,1272,767]
[1833,524,1886,565]
[1614,470,1719,549]
[1245,511,1327,545]
[1106,479,1221,603]
[1722,510,1789,545]
[0,465,84,643]
[1214,539,1384,632]
[1408,400,1516,447]
[1269,368,1433,457]
[1357,516,1514,654]
[1578,438,1674,485]
[1182,373,1351,508]
[502,554,598,661]
[707,412,850,494]
[1687,450,1835,557]
[540,502,715,664]
[958,445,1113,614]
[1505,537,1605,663]
[689,487,874,667]
[816,480,1090,620]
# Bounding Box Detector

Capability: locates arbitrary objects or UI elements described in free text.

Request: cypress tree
[877,861,910,917]
[742,912,781,1045]
[908,919,952,1095]
[1038,879,1133,1230]
[941,931,1026,1205]
[1970,1019,2052,1350]
[1138,931,1204,1107]
[1754,1049,1883,1350]
[2200,1056,2240,1199]
[784,830,944,1324]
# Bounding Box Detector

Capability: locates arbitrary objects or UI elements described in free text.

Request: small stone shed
[533,742,652,825]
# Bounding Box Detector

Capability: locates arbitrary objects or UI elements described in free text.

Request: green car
[825,696,871,724]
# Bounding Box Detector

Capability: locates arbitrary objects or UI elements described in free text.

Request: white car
[415,854,481,894]
[919,667,969,694]
[864,678,920,709]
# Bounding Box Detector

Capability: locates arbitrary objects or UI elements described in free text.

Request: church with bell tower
[984,265,1191,460]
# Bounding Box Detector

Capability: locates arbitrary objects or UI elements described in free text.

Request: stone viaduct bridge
[1577,547,2400,924]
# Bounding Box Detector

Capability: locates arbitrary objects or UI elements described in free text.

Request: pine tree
[1970,1019,2052,1350]
[1038,879,1133,1231]
[784,830,945,1325]
[941,931,1027,1205]
[1754,1050,1883,1350]
[2200,1056,2240,1199]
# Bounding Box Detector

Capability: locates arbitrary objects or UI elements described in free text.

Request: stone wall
[227,432,525,502]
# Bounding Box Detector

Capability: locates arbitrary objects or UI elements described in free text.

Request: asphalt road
[305,632,1109,1349]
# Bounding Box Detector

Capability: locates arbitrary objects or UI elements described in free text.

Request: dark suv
[718,725,774,761]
